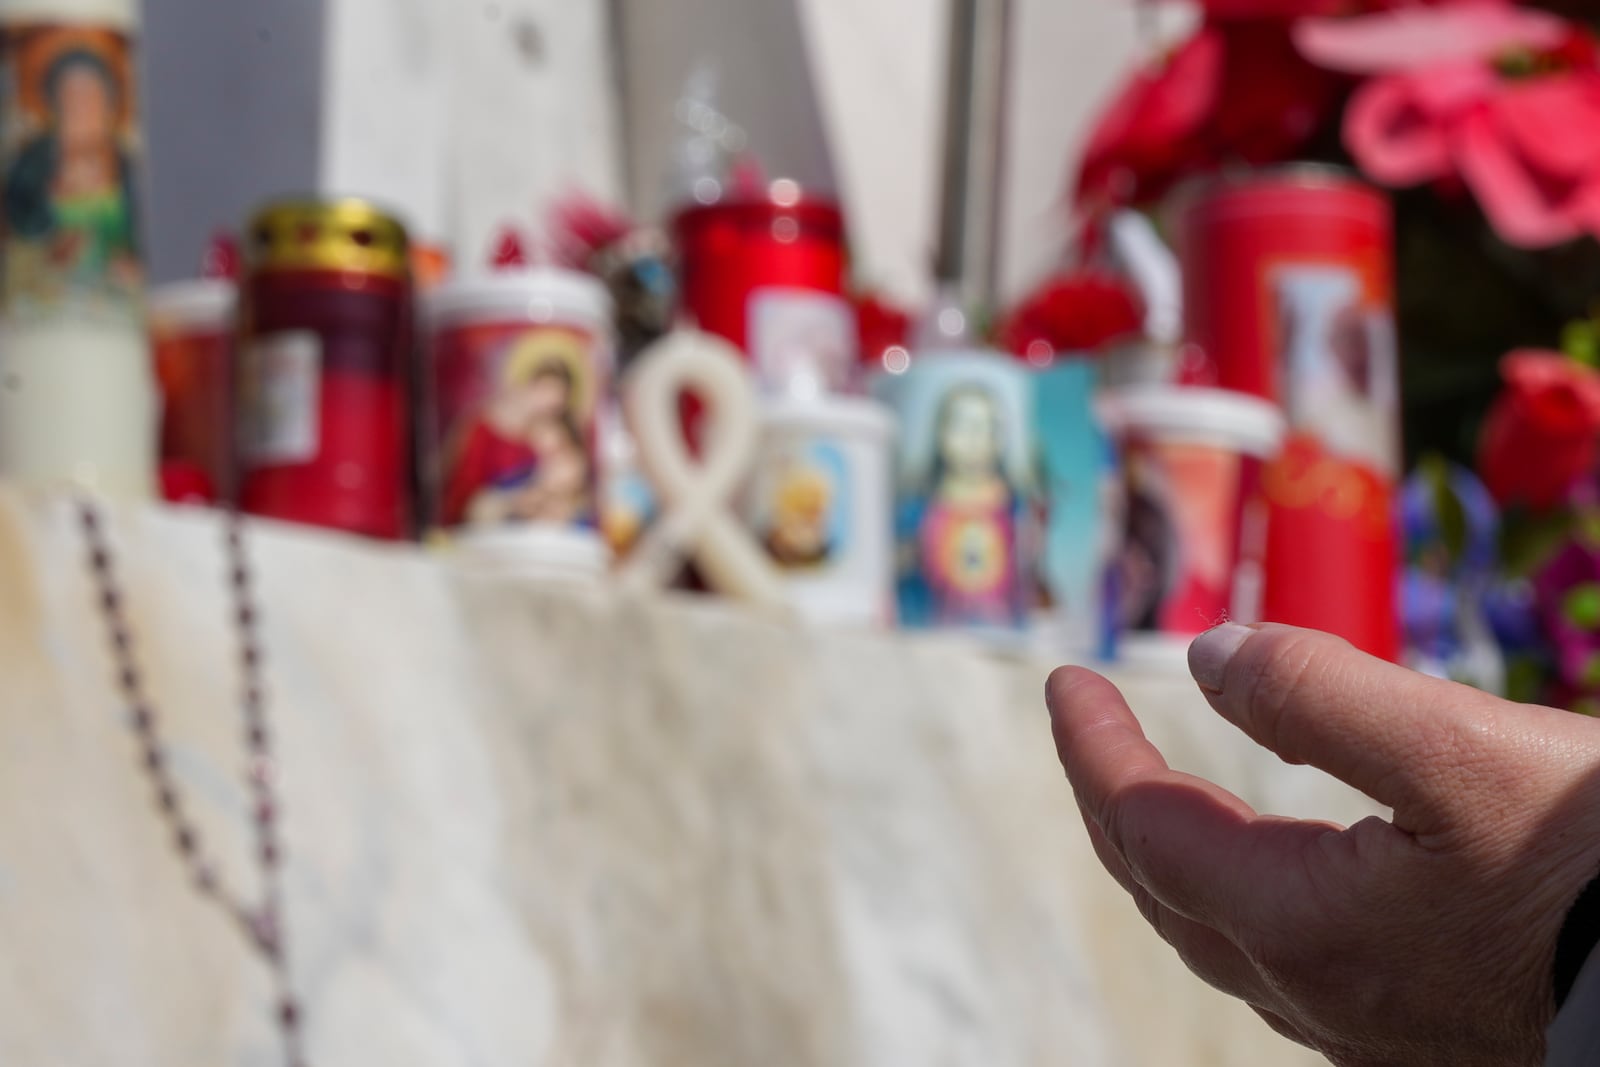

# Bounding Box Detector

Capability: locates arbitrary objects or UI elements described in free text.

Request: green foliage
[1561,317,1600,367]
[1563,583,1600,631]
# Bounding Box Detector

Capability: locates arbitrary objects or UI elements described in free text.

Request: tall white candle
[0,0,155,497]
[0,320,156,495]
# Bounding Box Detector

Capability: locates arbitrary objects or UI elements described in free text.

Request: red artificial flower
[201,231,241,281]
[997,271,1145,360]
[1477,349,1600,510]
[489,226,530,269]
[1297,0,1600,247]
[1075,9,1349,209]
[1075,27,1224,207]
[547,193,635,270]
[854,292,912,369]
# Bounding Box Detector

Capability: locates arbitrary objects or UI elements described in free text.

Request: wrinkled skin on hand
[1047,622,1600,1066]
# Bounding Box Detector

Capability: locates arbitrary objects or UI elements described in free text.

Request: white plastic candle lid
[451,524,611,581]
[762,394,896,441]
[1097,386,1285,458]
[148,280,237,332]
[423,269,614,332]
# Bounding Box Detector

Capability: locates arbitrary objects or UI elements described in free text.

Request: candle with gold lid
[237,197,416,539]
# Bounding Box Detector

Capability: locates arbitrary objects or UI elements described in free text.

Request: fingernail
[1188,622,1253,692]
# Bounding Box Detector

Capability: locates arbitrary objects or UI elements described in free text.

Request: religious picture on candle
[0,24,142,318]
[434,323,600,531]
[875,354,1035,633]
[1115,442,1242,636]
[1274,264,1400,478]
[752,441,846,570]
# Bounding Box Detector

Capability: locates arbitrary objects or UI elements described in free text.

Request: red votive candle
[237,200,414,540]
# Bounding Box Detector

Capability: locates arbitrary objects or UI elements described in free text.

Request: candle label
[432,320,601,530]
[241,332,321,464]
[1115,433,1252,638]
[752,439,848,570]
[0,23,143,320]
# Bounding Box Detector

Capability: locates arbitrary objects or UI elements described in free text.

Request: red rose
[1075,17,1346,210]
[1477,349,1600,510]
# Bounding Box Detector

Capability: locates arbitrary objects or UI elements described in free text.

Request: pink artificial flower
[1073,0,1462,209]
[1296,0,1600,247]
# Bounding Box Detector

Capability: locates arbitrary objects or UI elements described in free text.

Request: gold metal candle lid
[247,199,410,279]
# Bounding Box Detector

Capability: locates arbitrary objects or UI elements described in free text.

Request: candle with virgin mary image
[423,269,617,573]
[872,350,1037,637]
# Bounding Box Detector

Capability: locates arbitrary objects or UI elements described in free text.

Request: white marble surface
[0,493,1378,1065]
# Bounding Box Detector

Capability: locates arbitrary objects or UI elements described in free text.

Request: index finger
[1047,666,1174,823]
[1047,666,1329,939]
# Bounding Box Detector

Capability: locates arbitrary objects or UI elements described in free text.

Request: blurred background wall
[141,0,1144,306]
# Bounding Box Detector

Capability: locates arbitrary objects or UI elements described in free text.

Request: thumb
[1189,622,1507,835]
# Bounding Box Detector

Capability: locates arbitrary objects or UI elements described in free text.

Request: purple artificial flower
[1533,534,1600,690]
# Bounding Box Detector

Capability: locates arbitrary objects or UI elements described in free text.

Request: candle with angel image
[761,451,837,569]
[743,395,896,626]
[0,23,142,315]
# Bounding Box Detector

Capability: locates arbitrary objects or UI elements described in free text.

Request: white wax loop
[620,330,787,609]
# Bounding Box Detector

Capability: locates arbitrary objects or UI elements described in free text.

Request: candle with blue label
[1033,357,1119,661]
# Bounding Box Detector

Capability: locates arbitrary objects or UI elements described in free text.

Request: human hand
[1047,622,1600,1066]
